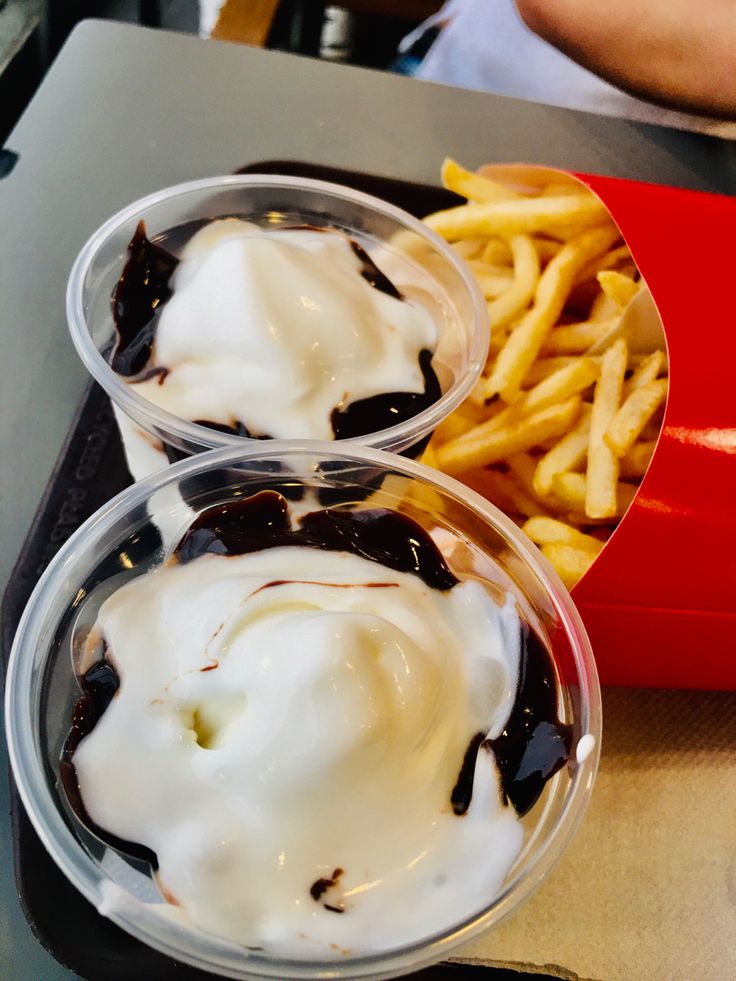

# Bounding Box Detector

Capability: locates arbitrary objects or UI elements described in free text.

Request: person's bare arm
[515,0,736,119]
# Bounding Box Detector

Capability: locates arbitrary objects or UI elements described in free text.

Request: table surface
[1,20,735,980]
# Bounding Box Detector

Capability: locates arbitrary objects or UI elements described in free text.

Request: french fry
[533,238,562,262]
[619,439,657,478]
[486,234,540,329]
[437,397,582,474]
[597,270,639,308]
[452,238,487,260]
[424,194,613,242]
[442,157,522,204]
[522,516,604,555]
[541,543,597,589]
[575,244,633,285]
[467,260,515,298]
[506,452,543,500]
[551,471,638,517]
[476,359,599,439]
[622,349,666,398]
[586,338,628,518]
[481,238,513,265]
[589,290,620,321]
[460,467,519,513]
[522,356,594,387]
[541,318,619,355]
[604,378,668,457]
[484,225,620,401]
[533,404,592,497]
[502,475,550,518]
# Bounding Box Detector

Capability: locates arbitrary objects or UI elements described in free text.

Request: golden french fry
[541,543,596,589]
[622,349,666,398]
[467,260,515,299]
[589,290,620,322]
[476,359,599,439]
[551,471,638,517]
[597,270,639,308]
[522,516,604,555]
[533,403,592,497]
[502,475,550,518]
[541,318,619,355]
[586,338,628,518]
[522,356,594,387]
[604,378,668,458]
[481,238,513,265]
[484,225,620,401]
[460,467,519,513]
[514,357,600,413]
[431,412,474,446]
[506,452,542,500]
[575,244,632,285]
[486,234,540,330]
[533,238,562,262]
[441,158,523,204]
[424,195,613,242]
[619,439,657,478]
[420,443,440,468]
[451,238,487,261]
[437,397,582,474]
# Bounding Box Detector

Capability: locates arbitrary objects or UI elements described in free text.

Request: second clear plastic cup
[6,441,600,980]
[66,175,488,470]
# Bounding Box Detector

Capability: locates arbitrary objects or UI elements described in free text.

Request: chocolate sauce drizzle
[110,221,441,440]
[350,240,402,299]
[174,491,458,592]
[330,348,440,441]
[111,221,179,377]
[63,493,570,880]
[60,655,158,867]
[450,623,573,817]
[310,867,344,901]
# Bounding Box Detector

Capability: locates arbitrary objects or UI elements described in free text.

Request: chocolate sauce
[111,221,179,376]
[350,240,402,299]
[451,624,572,818]
[111,221,441,440]
[310,867,344,901]
[488,623,572,816]
[450,732,486,817]
[173,490,458,592]
[330,348,441,441]
[61,657,158,867]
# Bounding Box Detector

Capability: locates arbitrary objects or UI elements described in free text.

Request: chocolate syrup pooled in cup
[110,221,179,377]
[60,653,158,867]
[110,222,442,440]
[451,623,573,818]
[63,491,571,863]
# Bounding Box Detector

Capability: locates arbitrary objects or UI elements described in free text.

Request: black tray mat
[1,162,557,981]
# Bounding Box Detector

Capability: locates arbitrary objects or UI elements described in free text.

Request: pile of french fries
[421,159,668,589]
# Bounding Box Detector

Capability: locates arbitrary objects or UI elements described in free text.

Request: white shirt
[406,0,736,138]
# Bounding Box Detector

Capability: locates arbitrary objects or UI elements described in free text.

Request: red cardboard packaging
[479,165,736,690]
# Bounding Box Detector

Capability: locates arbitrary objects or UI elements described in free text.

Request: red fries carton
[478,165,736,690]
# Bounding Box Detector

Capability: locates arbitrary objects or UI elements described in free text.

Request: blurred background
[0,1,440,144]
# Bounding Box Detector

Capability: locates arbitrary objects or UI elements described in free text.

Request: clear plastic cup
[5,442,601,980]
[66,175,487,462]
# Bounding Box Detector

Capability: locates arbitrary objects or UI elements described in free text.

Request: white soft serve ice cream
[127,221,439,441]
[72,519,524,956]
